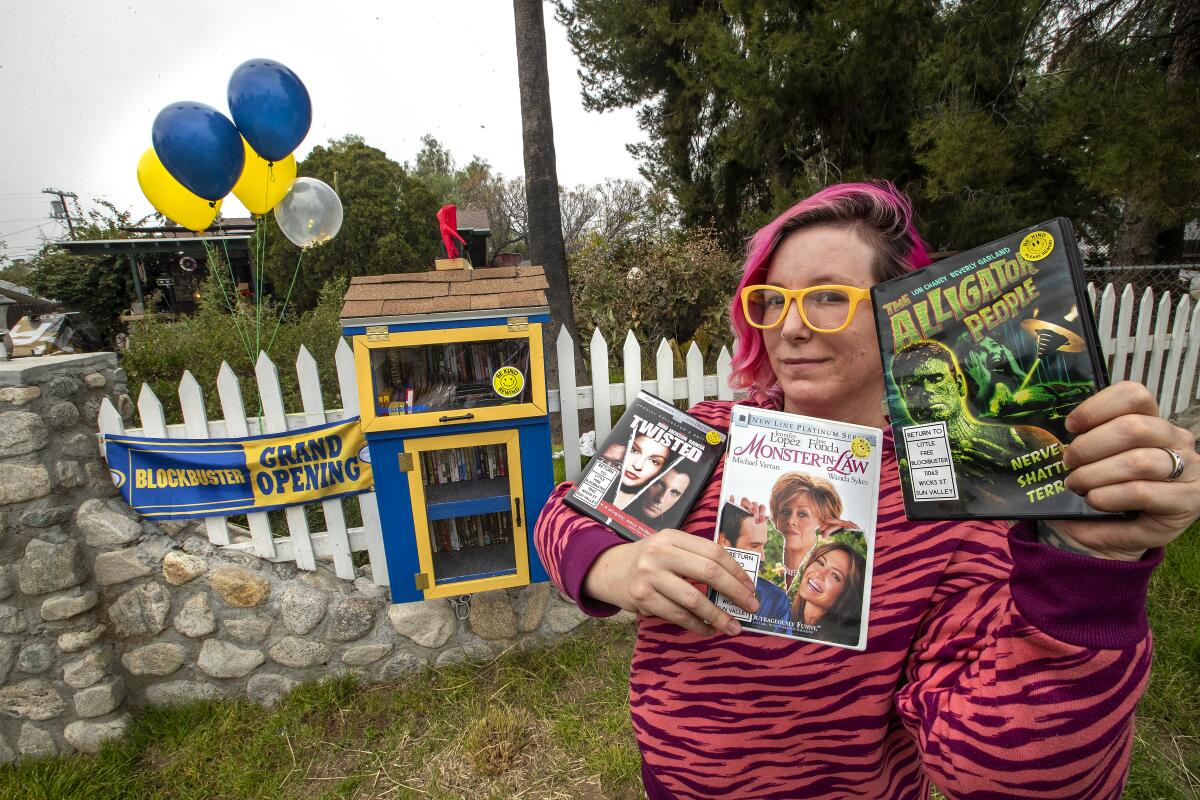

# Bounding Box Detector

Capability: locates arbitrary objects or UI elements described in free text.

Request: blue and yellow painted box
[340,264,554,603]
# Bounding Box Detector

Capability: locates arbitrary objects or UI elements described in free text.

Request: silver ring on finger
[1161,447,1186,482]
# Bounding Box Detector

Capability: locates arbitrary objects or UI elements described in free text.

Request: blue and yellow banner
[104,417,372,520]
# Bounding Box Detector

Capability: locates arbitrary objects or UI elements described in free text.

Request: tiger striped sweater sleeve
[534,482,629,617]
[896,520,1161,799]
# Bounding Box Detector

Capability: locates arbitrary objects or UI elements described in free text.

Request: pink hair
[728,181,932,406]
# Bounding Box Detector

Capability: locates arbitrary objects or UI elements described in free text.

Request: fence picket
[557,328,582,482]
[589,329,612,445]
[178,371,230,546]
[1145,292,1173,400]
[335,338,388,587]
[216,363,275,558]
[717,346,733,401]
[1178,302,1200,410]
[1160,296,1191,416]
[1110,285,1134,382]
[97,398,125,437]
[256,351,317,571]
[1129,287,1155,384]
[686,342,705,408]
[622,330,642,408]
[1096,284,1116,364]
[137,384,168,437]
[1087,283,1097,312]
[656,339,674,401]
[297,346,355,580]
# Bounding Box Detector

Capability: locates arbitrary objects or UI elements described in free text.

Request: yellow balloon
[137,148,221,232]
[232,138,297,215]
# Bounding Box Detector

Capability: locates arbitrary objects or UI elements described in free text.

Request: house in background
[54,218,257,319]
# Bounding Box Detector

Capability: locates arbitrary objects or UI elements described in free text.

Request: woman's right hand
[583,529,760,637]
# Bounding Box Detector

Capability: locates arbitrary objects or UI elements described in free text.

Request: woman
[534,181,1200,799]
[607,431,672,510]
[764,471,847,591]
[790,540,866,646]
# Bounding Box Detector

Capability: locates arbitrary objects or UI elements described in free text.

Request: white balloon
[273,177,343,248]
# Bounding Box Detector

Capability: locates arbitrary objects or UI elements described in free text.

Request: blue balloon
[227,59,312,163]
[151,102,245,201]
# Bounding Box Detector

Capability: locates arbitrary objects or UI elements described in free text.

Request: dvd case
[709,406,881,650]
[871,217,1118,519]
[564,391,726,541]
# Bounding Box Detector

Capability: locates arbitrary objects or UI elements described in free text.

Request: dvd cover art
[871,217,1118,520]
[564,391,726,541]
[709,406,881,650]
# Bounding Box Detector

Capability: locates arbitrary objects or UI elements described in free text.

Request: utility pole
[42,187,78,239]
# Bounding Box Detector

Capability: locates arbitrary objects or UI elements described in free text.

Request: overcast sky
[0,0,644,264]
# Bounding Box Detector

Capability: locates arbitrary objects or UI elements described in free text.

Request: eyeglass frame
[739,284,872,333]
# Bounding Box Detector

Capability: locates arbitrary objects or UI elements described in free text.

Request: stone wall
[0,353,602,762]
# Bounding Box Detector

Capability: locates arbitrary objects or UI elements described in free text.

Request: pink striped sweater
[534,400,1161,800]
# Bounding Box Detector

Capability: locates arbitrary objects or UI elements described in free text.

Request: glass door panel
[370,337,531,418]
[407,432,529,597]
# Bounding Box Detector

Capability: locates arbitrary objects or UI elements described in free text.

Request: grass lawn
[3,523,1197,800]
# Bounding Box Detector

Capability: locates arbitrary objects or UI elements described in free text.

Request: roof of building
[455,207,490,232]
[340,265,548,322]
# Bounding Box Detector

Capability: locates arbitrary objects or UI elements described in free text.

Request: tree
[23,199,149,346]
[514,0,582,376]
[557,0,1200,261]
[265,135,441,312]
[557,0,933,249]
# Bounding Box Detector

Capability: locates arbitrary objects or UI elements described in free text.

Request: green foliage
[558,0,1200,259]
[120,271,346,423]
[265,134,441,312]
[569,227,740,358]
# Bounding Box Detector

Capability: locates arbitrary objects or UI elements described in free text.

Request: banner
[104,417,372,520]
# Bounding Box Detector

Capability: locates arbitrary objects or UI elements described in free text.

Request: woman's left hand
[1048,381,1199,560]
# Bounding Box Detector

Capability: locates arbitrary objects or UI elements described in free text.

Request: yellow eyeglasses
[740,284,871,332]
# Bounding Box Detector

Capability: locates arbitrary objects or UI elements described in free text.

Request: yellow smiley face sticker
[851,436,872,458]
[492,366,525,399]
[705,430,722,445]
[1019,230,1054,262]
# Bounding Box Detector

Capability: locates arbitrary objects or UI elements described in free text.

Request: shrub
[569,227,741,365]
[121,272,347,424]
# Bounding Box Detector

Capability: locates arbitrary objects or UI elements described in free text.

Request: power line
[0,224,50,239]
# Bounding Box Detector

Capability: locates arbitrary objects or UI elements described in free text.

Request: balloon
[273,177,343,248]
[136,147,222,232]
[232,138,296,215]
[151,102,245,201]
[227,59,312,162]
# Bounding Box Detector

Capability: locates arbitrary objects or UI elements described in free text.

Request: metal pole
[130,253,145,312]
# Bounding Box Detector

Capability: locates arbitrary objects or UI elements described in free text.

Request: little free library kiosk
[339,260,554,603]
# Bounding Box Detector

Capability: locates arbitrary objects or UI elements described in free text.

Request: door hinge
[414,572,431,590]
[398,452,414,471]
[365,325,389,341]
[506,316,528,332]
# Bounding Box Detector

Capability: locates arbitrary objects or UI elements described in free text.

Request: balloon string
[265,249,305,356]
[204,240,254,363]
[214,236,254,365]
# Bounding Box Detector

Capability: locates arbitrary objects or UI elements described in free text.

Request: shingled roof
[340,265,549,322]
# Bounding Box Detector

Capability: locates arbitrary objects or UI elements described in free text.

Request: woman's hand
[583,529,760,637]
[1046,382,1199,560]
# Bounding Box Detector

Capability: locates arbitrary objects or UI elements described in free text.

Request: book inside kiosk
[340,259,554,603]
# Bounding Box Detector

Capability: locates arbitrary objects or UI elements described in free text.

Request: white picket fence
[96,281,1200,581]
[96,340,389,587]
